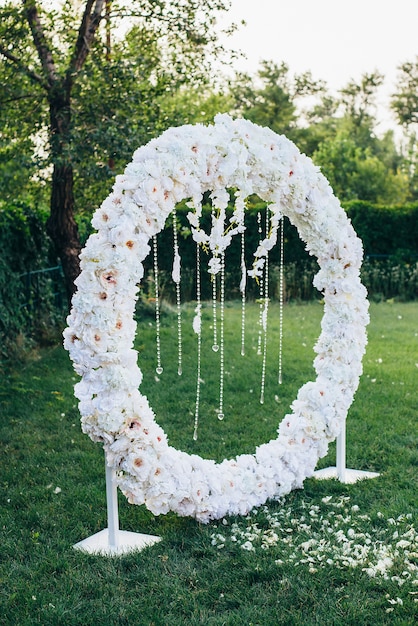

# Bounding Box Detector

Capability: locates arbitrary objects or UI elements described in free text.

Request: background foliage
[140,199,418,303]
[0,2,417,360]
[1,195,417,363]
[0,201,65,359]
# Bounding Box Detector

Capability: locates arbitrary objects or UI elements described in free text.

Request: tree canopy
[0,0,233,299]
[1,2,417,298]
[228,64,412,204]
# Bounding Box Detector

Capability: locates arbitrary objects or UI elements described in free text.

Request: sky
[218,0,418,132]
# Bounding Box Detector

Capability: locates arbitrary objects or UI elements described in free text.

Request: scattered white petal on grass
[376,358,383,364]
[208,496,417,611]
[53,487,62,494]
[371,379,376,383]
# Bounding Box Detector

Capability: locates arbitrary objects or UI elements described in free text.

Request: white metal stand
[73,457,161,556]
[313,423,380,484]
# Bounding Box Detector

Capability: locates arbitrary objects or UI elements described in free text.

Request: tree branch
[0,43,48,89]
[0,93,42,105]
[67,0,105,79]
[22,0,58,87]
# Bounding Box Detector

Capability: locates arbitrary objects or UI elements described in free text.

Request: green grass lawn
[0,301,417,626]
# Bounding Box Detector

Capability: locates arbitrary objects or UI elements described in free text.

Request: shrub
[0,201,63,361]
[345,201,418,261]
[2,196,417,364]
[141,198,418,304]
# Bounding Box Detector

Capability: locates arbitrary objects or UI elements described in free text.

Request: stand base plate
[73,529,161,556]
[313,467,380,484]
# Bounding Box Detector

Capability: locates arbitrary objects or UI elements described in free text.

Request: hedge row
[3,197,415,278]
[345,200,418,262]
[149,199,418,272]
[143,198,418,301]
[0,201,62,359]
[1,198,417,359]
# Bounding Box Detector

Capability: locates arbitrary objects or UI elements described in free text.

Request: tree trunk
[47,91,82,305]
[16,1,107,304]
[47,162,81,304]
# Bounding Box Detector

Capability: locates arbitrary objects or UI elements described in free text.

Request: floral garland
[64,114,369,523]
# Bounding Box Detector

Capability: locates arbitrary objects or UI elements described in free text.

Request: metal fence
[20,265,66,313]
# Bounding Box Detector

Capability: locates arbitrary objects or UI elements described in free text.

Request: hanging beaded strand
[208,206,219,353]
[152,234,163,376]
[240,228,246,357]
[217,251,225,420]
[212,265,219,352]
[172,208,183,376]
[193,241,202,441]
[278,215,284,385]
[260,208,270,405]
[257,211,264,356]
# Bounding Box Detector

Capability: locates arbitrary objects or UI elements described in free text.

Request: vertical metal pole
[25,271,31,314]
[105,457,119,548]
[336,423,347,483]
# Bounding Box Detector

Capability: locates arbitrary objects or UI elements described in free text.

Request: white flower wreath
[64,114,369,523]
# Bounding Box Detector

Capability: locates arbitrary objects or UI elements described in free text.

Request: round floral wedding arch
[64,114,369,523]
